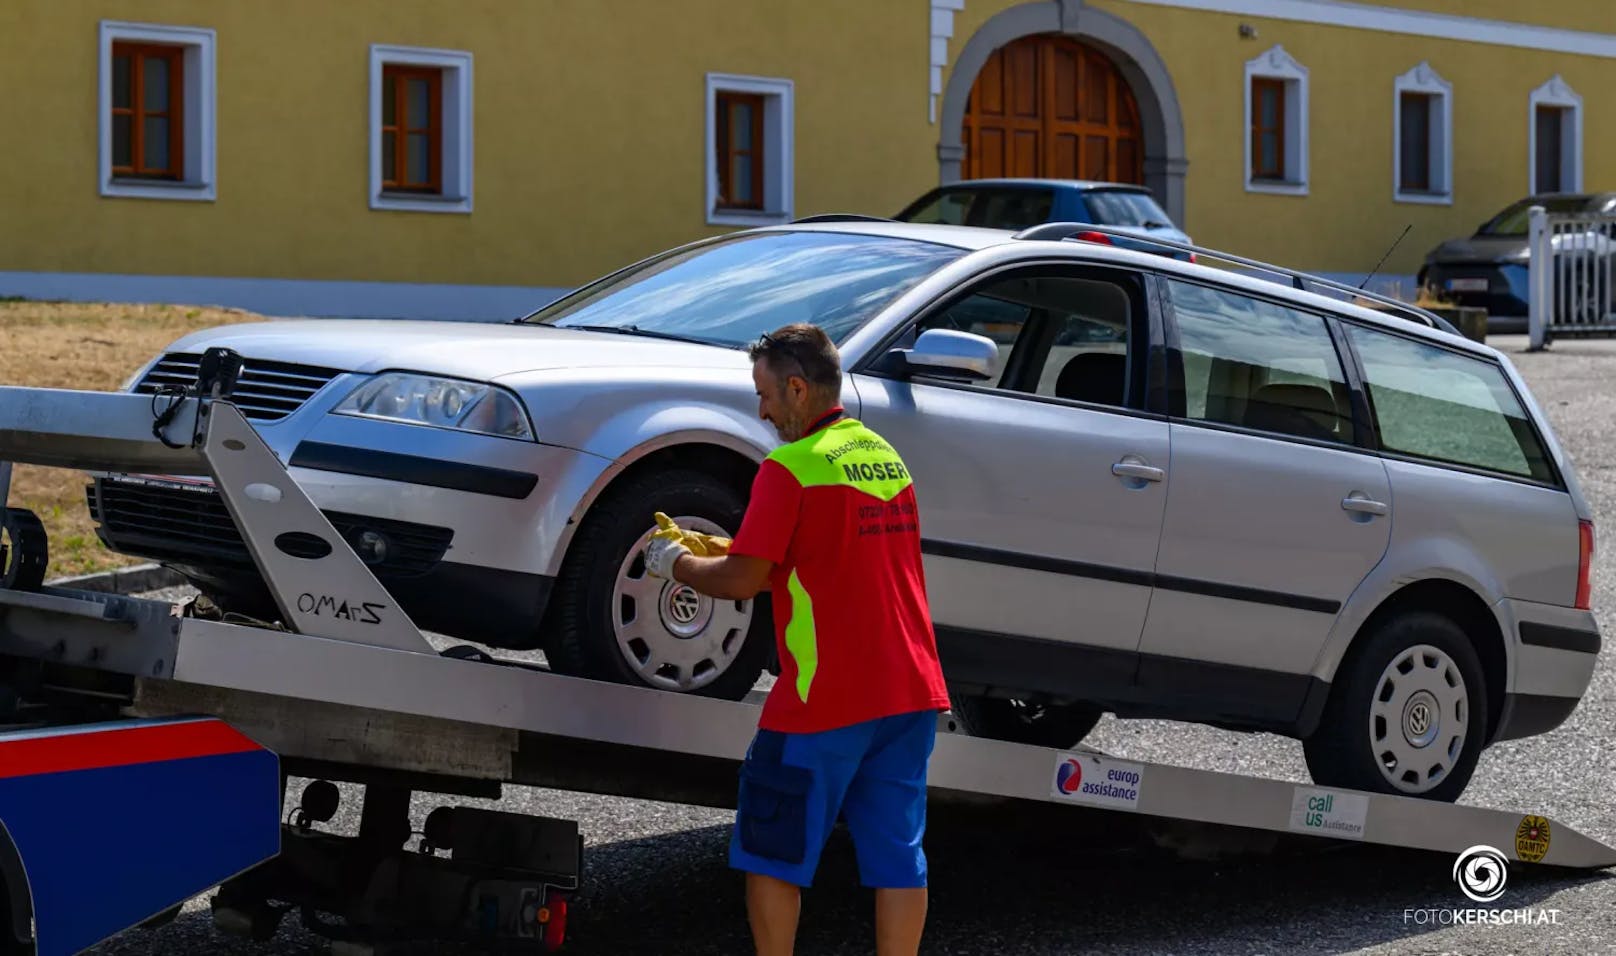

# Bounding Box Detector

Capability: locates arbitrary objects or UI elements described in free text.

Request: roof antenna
[1359,224,1413,290]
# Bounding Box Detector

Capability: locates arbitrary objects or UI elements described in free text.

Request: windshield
[522,231,966,346]
[1080,190,1174,228]
[1477,196,1598,236]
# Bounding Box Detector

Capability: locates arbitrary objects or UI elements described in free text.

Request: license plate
[1447,278,1489,292]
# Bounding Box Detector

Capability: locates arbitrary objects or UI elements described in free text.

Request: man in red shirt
[644,323,951,956]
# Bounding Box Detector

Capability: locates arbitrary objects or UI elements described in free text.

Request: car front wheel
[1303,612,1487,803]
[545,467,772,701]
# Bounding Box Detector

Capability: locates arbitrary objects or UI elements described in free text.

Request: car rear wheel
[545,468,771,701]
[1303,612,1487,803]
[950,693,1102,750]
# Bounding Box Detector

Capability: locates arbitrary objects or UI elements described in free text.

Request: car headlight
[332,373,534,440]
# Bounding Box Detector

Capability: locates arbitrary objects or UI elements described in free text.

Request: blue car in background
[893,178,1194,261]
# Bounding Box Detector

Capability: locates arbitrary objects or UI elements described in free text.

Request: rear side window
[1345,326,1555,482]
[1165,279,1354,445]
[899,188,1054,230]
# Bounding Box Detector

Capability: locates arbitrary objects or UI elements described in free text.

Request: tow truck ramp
[0,358,1611,953]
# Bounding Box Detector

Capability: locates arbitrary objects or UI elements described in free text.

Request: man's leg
[874,887,929,956]
[840,711,939,956]
[747,872,803,956]
[730,726,864,954]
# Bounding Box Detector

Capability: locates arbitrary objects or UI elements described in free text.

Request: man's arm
[673,553,773,601]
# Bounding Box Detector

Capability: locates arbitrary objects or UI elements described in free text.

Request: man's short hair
[748,323,842,393]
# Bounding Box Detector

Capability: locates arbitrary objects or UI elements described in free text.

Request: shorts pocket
[737,760,814,864]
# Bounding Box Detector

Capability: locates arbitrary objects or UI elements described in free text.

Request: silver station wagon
[93,219,1600,803]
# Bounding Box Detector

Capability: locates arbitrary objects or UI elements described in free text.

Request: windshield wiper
[558,324,719,347]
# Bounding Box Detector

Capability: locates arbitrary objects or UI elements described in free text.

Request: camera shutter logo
[1452,845,1508,903]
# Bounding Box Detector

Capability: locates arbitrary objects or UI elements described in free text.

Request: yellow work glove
[652,512,732,557]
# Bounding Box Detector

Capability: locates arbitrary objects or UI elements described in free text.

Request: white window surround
[1243,45,1308,196]
[369,45,473,214]
[1528,75,1583,194]
[1393,62,1453,205]
[98,21,216,202]
[705,73,794,227]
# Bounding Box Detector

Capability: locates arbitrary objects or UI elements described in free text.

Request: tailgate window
[1345,326,1555,482]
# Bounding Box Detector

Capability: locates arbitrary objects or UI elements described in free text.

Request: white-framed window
[1529,75,1582,195]
[1243,45,1308,195]
[98,21,216,201]
[369,45,473,214]
[1393,62,1453,205]
[705,73,794,226]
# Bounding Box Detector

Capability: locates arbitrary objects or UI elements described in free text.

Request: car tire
[546,467,771,701]
[1303,611,1487,803]
[951,694,1102,749]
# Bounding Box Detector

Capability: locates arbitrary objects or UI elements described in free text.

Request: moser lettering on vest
[842,461,909,483]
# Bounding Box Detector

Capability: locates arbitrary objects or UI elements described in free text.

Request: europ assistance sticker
[1051,752,1144,809]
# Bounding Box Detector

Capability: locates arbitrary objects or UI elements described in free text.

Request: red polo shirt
[729,410,951,734]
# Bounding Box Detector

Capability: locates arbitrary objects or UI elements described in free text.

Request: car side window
[1165,278,1354,444]
[914,291,1032,388]
[1344,325,1555,482]
[901,190,972,225]
[910,271,1136,406]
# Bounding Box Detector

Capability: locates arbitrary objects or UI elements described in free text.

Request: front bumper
[87,475,558,647]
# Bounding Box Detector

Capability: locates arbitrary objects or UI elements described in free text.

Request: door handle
[1341,494,1388,516]
[1112,459,1165,483]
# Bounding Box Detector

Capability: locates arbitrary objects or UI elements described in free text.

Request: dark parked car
[1418,192,1616,333]
[894,178,1194,261]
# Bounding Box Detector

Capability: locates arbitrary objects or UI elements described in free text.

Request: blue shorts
[729,709,938,889]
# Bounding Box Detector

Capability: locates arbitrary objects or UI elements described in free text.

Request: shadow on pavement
[86,809,1611,956]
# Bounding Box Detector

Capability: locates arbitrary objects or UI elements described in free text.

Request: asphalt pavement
[89,335,1616,956]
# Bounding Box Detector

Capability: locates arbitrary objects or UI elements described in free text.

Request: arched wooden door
[962,34,1144,184]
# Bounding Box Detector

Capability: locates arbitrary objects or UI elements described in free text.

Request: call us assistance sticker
[1515,815,1551,863]
[1050,752,1144,809]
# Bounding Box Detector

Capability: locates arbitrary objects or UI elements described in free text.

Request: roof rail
[1012,222,1459,337]
[790,213,895,224]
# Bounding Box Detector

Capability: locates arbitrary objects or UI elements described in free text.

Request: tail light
[1576,520,1595,610]
[1073,231,1113,245]
[1188,252,1198,263]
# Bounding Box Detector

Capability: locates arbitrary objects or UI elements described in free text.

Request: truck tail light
[1576,519,1595,610]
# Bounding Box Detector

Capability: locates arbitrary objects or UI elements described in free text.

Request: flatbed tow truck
[0,349,1610,954]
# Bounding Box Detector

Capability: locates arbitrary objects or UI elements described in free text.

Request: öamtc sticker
[1515,815,1551,863]
[1050,752,1144,809]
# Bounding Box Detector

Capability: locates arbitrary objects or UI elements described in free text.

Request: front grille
[133,352,346,421]
[89,479,453,577]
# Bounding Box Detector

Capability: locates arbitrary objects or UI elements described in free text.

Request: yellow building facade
[1,0,1613,318]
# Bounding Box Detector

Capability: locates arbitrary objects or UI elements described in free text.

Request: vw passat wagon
[92,219,1600,803]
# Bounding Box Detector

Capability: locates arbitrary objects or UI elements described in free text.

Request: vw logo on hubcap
[1403,690,1440,748]
[667,586,701,625]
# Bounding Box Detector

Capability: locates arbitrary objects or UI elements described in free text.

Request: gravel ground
[84,334,1616,956]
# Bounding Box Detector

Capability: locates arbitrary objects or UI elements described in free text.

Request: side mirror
[890,328,998,382]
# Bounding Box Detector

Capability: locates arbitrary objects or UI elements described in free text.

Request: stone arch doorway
[939,1,1188,225]
[962,34,1144,184]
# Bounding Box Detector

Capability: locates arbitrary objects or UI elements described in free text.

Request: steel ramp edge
[162,619,1616,870]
